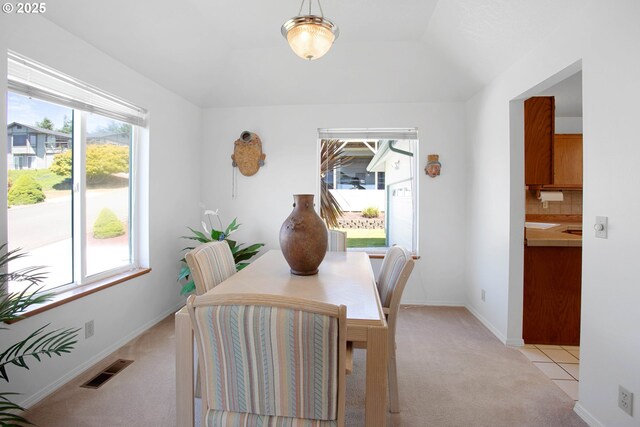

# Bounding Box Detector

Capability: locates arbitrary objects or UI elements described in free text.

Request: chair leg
[388,343,400,413]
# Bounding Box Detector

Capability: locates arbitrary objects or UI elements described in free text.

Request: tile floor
[519,344,580,400]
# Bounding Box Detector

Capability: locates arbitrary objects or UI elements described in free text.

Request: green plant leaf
[0,391,33,426]
[0,284,53,325]
[184,227,212,243]
[177,266,190,281]
[225,218,239,235]
[180,280,195,295]
[0,325,79,382]
[180,235,210,244]
[225,239,237,250]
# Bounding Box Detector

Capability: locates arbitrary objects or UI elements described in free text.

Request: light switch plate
[595,216,608,239]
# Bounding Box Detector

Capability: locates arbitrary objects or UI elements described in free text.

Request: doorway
[506,60,583,347]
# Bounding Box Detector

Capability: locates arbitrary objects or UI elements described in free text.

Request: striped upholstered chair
[327,230,347,252]
[186,241,236,295]
[376,245,414,413]
[187,293,347,427]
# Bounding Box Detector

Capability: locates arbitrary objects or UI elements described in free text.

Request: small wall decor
[231,131,266,177]
[425,154,441,178]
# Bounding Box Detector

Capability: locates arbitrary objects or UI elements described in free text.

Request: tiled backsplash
[526,190,583,215]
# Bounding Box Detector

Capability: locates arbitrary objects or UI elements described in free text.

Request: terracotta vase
[279,194,328,275]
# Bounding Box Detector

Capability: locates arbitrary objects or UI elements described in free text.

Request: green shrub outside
[51,144,129,183]
[361,206,379,218]
[93,208,125,239]
[8,174,45,206]
[8,169,67,192]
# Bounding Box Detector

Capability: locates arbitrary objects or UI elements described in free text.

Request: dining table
[175,249,389,427]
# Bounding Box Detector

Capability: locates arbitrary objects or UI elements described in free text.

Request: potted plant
[0,244,79,426]
[177,210,265,295]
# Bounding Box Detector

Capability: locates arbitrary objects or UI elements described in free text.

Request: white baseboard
[400,300,465,307]
[573,402,604,427]
[506,338,525,347]
[22,300,186,409]
[465,304,507,344]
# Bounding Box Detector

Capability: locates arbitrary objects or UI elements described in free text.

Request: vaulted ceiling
[43,0,577,108]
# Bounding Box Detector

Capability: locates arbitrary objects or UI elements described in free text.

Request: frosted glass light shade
[282,16,339,60]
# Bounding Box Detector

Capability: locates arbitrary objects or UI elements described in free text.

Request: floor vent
[81,359,133,389]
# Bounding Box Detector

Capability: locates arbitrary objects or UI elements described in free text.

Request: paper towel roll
[539,191,564,202]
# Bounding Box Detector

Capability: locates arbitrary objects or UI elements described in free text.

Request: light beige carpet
[24,306,586,426]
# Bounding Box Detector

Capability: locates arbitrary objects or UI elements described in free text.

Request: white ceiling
[42,0,578,108]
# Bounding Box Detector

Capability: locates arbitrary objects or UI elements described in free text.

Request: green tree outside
[58,115,72,134]
[35,117,54,130]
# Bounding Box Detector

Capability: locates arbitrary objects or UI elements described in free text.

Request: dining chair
[327,229,347,252]
[185,241,236,295]
[187,293,347,427]
[376,245,415,413]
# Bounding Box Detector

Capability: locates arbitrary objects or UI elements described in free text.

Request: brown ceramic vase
[279,194,328,275]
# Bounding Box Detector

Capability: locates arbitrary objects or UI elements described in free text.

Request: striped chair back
[186,241,236,295]
[187,294,347,427]
[376,245,414,308]
[327,230,347,252]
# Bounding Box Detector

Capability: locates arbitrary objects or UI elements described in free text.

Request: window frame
[317,128,419,256]
[6,51,146,295]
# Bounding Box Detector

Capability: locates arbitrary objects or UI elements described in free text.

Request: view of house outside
[6,92,132,293]
[321,138,417,252]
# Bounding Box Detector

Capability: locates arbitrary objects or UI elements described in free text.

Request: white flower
[203,208,223,232]
[201,221,209,235]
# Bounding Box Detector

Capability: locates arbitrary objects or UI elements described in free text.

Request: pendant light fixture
[281,0,339,61]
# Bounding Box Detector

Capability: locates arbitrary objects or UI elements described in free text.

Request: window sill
[367,253,420,260]
[7,267,151,323]
[347,248,419,260]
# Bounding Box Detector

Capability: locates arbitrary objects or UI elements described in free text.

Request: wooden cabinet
[525,96,555,185]
[553,134,583,186]
[524,96,583,188]
[523,245,582,345]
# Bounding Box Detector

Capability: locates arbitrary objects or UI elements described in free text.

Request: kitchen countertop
[525,222,582,247]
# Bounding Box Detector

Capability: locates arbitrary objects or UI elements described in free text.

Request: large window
[6,52,146,294]
[319,128,418,254]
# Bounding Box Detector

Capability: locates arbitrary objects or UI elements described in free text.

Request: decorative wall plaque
[231,131,266,176]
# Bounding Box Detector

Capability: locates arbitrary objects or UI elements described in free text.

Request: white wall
[201,103,467,306]
[465,1,640,425]
[0,14,201,407]
[556,117,583,134]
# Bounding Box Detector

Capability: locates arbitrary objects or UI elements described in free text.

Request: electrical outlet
[481,289,486,302]
[85,320,94,339]
[619,385,633,416]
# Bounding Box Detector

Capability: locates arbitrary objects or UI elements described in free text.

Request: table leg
[176,308,194,427]
[365,325,388,426]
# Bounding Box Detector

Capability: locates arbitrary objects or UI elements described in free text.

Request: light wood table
[176,250,388,426]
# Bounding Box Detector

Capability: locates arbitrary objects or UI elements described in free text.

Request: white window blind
[318,128,418,140]
[7,51,147,127]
